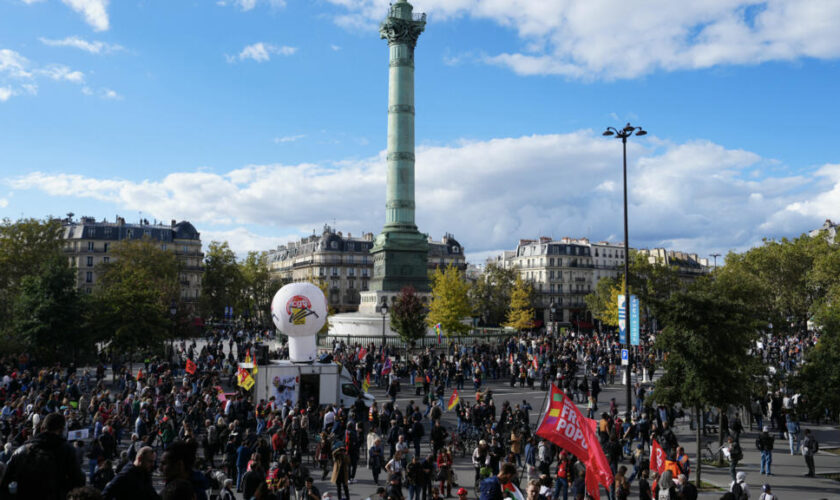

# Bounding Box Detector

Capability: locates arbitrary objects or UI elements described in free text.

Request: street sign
[621,348,629,366]
[630,295,640,346]
[618,294,626,344]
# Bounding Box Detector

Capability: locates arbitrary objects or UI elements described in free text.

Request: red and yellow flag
[447,389,460,411]
[362,373,371,393]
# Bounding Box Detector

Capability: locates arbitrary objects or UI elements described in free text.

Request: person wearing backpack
[802,428,818,477]
[0,412,85,500]
[729,471,750,500]
[726,436,743,481]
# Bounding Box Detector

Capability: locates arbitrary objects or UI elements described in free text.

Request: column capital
[380,16,426,48]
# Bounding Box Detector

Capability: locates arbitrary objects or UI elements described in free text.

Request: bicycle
[701,439,724,463]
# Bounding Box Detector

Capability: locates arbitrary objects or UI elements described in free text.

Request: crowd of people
[0,325,828,500]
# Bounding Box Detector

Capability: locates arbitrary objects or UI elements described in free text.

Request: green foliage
[652,277,763,409]
[238,250,277,326]
[390,286,427,344]
[470,263,518,326]
[427,264,472,336]
[0,217,64,328]
[794,329,840,420]
[12,254,88,364]
[94,238,181,353]
[201,241,243,320]
[504,276,535,331]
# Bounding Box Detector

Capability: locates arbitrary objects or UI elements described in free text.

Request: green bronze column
[367,0,430,295]
[381,0,424,229]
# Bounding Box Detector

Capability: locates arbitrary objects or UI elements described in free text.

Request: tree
[504,276,535,331]
[239,250,277,326]
[12,254,87,365]
[585,277,622,327]
[427,264,472,337]
[794,329,840,421]
[390,286,427,345]
[651,277,762,488]
[470,263,517,326]
[0,217,64,331]
[94,238,181,355]
[201,241,243,320]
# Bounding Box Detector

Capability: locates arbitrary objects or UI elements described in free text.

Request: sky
[2,0,840,264]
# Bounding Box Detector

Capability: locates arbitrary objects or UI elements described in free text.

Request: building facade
[492,236,714,328]
[267,225,465,313]
[492,237,625,327]
[61,215,204,307]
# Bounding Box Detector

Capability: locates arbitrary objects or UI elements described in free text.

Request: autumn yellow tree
[427,264,472,336]
[504,276,535,331]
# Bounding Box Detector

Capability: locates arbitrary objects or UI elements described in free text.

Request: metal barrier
[315,329,513,348]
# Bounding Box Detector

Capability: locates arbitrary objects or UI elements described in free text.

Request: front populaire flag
[447,389,460,411]
[536,385,612,500]
[362,373,371,393]
[245,349,252,364]
[650,439,666,475]
[185,359,197,375]
[358,347,367,361]
[382,357,392,376]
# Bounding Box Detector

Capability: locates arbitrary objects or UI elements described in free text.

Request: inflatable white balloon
[271,282,327,362]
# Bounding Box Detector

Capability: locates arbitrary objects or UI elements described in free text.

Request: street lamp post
[169,301,177,363]
[710,253,721,271]
[603,123,647,419]
[380,301,389,349]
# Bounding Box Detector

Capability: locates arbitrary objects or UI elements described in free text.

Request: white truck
[242,359,375,409]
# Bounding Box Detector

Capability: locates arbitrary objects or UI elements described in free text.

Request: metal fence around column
[315,328,514,349]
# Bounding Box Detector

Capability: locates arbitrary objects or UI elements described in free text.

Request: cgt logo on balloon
[286,295,319,325]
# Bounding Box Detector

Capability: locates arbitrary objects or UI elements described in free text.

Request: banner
[618,294,627,344]
[650,439,666,474]
[537,385,613,500]
[630,295,640,346]
[272,375,297,406]
[185,359,197,375]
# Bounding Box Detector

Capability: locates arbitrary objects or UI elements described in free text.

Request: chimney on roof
[171,219,176,227]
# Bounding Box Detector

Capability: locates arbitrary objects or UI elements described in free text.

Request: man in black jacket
[102,446,160,500]
[0,412,85,500]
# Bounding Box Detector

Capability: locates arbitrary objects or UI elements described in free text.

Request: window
[348,280,354,289]
[183,245,189,254]
[549,258,554,267]
[85,272,93,283]
[87,242,94,251]
[331,241,338,249]
[104,227,111,237]
[550,270,554,279]
[87,256,93,267]
[362,268,369,277]
[348,268,355,277]
[103,243,109,252]
[550,284,555,293]
[319,267,325,276]
[452,246,459,254]
[103,257,109,264]
[331,267,339,276]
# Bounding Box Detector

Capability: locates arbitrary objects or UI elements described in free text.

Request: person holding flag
[362,373,371,394]
[435,323,442,344]
[447,389,460,412]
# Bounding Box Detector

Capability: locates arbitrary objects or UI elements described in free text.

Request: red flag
[382,358,392,375]
[185,359,197,375]
[650,439,666,474]
[509,353,514,365]
[137,369,143,380]
[358,348,367,361]
[532,356,539,370]
[537,385,612,500]
[425,374,431,384]
[585,463,601,500]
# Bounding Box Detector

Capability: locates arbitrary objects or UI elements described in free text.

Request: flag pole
[533,382,553,432]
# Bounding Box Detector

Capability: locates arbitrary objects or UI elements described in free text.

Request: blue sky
[2,0,840,263]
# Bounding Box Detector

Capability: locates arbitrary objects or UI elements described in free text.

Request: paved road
[310,374,840,500]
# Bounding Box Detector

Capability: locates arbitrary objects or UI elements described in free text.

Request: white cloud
[330,44,342,51]
[273,134,306,143]
[38,64,85,83]
[39,36,123,54]
[325,0,840,79]
[0,198,7,208]
[0,49,32,79]
[201,227,297,256]
[100,87,121,99]
[60,0,110,32]
[21,0,46,4]
[230,42,297,63]
[229,0,286,11]
[0,87,12,102]
[8,131,839,257]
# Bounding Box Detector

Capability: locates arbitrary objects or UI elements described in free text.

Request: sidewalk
[669,419,840,499]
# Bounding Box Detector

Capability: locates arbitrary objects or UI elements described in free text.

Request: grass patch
[697,481,724,492]
[700,459,729,468]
